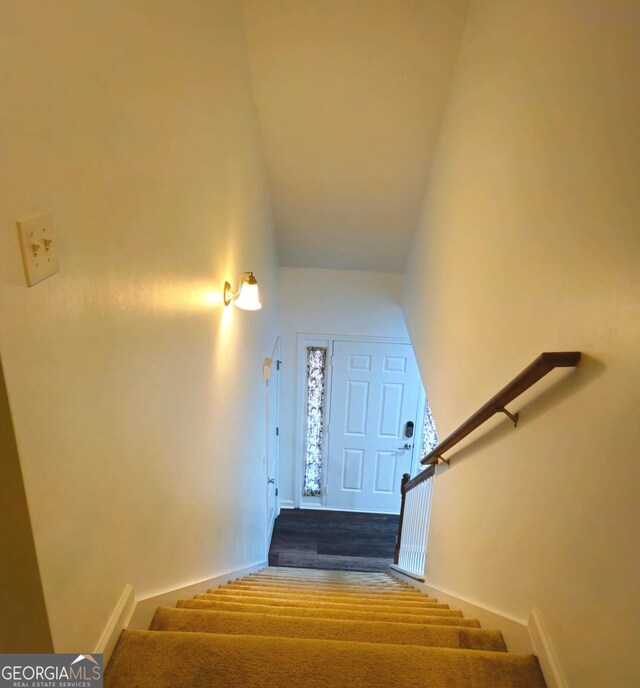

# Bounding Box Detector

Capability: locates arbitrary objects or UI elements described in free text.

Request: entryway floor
[268,508,399,572]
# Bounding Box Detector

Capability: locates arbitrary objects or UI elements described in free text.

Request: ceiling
[242,0,468,272]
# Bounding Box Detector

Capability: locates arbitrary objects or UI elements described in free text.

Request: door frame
[294,333,425,511]
[265,337,281,552]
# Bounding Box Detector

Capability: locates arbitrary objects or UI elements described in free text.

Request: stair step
[209,588,447,607]
[194,592,457,615]
[106,630,545,688]
[177,599,481,627]
[229,581,421,595]
[247,576,404,587]
[225,585,429,600]
[149,607,507,652]
[264,566,394,575]
[254,569,395,580]
[246,574,407,587]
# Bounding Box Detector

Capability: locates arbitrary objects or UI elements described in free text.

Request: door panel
[326,340,421,513]
[378,383,404,437]
[342,449,364,491]
[374,451,397,493]
[345,381,369,435]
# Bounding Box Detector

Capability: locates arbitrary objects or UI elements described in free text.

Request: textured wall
[403,2,640,686]
[0,0,279,652]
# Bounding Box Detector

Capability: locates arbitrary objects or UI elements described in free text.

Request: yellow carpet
[227,581,426,595]
[177,598,483,627]
[193,592,458,615]
[106,567,546,687]
[205,588,450,607]
[149,607,506,651]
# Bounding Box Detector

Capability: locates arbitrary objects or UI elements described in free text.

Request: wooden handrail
[403,464,435,493]
[420,351,581,466]
[394,351,580,573]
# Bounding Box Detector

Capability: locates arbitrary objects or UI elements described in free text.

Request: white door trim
[294,333,424,511]
[266,337,281,552]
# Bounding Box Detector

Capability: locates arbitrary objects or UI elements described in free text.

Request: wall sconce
[223,272,262,311]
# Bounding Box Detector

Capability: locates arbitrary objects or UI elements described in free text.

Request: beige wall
[0,1,278,652]
[242,0,468,271]
[278,268,408,506]
[403,1,640,686]
[0,357,52,652]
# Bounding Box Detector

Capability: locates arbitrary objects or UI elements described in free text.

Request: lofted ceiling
[242,0,468,272]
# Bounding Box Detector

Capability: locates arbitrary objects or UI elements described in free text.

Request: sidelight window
[302,346,327,496]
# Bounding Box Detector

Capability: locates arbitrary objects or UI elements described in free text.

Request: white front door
[325,340,422,513]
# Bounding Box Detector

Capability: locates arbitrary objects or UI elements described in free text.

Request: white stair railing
[394,466,435,577]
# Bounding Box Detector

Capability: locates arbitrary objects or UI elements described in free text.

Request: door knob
[398,443,412,450]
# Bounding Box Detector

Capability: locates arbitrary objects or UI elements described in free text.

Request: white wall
[0,0,279,652]
[403,2,640,687]
[278,267,408,506]
[242,0,468,272]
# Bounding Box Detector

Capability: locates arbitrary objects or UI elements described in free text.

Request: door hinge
[276,426,279,436]
[276,360,282,370]
[275,487,279,497]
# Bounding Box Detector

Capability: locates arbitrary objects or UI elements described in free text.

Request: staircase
[106,567,546,687]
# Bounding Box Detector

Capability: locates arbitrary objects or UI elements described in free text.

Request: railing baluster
[406,490,415,572]
[411,488,418,571]
[395,468,435,577]
[394,473,410,565]
[419,479,428,574]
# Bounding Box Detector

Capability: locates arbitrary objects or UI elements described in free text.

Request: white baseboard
[279,500,295,509]
[267,512,277,548]
[94,584,135,665]
[389,563,425,583]
[127,560,267,632]
[528,608,567,688]
[389,571,565,688]
[388,571,532,655]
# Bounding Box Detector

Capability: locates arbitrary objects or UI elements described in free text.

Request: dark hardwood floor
[268,508,399,572]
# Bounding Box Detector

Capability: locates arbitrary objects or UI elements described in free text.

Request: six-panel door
[325,340,422,513]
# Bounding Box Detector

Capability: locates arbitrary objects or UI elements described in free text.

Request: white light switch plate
[17,213,59,286]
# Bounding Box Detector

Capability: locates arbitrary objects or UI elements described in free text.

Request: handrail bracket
[436,455,449,465]
[497,406,519,427]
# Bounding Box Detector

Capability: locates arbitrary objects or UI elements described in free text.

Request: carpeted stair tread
[241,576,408,587]
[246,577,406,589]
[177,598,481,627]
[106,630,546,688]
[247,569,404,585]
[209,588,447,607]
[245,580,407,591]
[149,607,507,651]
[264,567,394,575]
[250,571,400,582]
[106,567,546,687]
[227,582,427,597]
[247,574,407,585]
[252,569,402,578]
[194,592,458,615]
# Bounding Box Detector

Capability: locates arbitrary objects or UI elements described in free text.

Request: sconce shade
[232,272,262,310]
